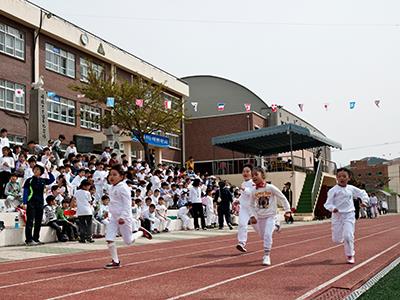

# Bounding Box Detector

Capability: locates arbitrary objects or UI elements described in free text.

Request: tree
[71,70,184,166]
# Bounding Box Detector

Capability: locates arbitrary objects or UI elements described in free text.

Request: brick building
[0,0,188,164]
[183,75,330,174]
[350,157,390,190]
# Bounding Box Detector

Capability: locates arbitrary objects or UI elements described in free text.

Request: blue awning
[212,124,341,155]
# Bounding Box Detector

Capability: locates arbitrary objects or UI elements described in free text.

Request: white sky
[29,0,400,166]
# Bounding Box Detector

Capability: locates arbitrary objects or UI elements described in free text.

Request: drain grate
[312,287,351,300]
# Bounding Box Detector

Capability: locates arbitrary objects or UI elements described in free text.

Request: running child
[236,164,254,252]
[104,164,152,269]
[324,167,369,264]
[249,167,291,265]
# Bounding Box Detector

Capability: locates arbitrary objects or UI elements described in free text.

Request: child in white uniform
[324,168,369,264]
[249,167,291,266]
[104,165,152,269]
[236,164,254,252]
[156,197,171,232]
[178,202,192,230]
[93,162,108,202]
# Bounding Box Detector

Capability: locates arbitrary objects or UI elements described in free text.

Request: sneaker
[262,255,271,266]
[202,227,207,230]
[87,239,95,243]
[79,240,86,244]
[33,240,44,245]
[25,241,38,246]
[139,227,153,240]
[347,256,355,264]
[195,228,200,231]
[228,224,233,230]
[236,243,247,253]
[274,224,281,233]
[104,260,121,269]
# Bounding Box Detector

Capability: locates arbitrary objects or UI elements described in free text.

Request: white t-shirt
[75,189,93,216]
[188,186,202,204]
[0,156,14,172]
[0,137,10,158]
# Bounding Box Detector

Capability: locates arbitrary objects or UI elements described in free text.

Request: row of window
[0,23,24,60]
[357,172,384,177]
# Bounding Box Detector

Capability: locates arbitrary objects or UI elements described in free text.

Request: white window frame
[80,104,101,131]
[0,23,24,60]
[47,96,76,125]
[80,57,104,82]
[45,43,75,78]
[162,92,181,110]
[8,135,25,146]
[166,133,181,150]
[0,79,25,113]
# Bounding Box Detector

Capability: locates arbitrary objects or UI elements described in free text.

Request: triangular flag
[374,100,380,108]
[217,103,225,111]
[76,94,85,99]
[47,91,56,97]
[323,103,329,111]
[164,99,172,110]
[298,104,304,112]
[244,103,251,112]
[191,102,198,112]
[135,99,144,107]
[15,89,24,97]
[349,101,356,109]
[271,104,278,113]
[106,97,115,108]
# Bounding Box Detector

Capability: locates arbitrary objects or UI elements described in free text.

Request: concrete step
[0,212,21,227]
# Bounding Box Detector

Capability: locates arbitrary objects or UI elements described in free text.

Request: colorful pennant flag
[164,99,172,110]
[244,103,251,112]
[298,104,304,112]
[47,91,56,97]
[374,100,380,108]
[217,103,225,111]
[76,94,85,99]
[15,89,24,98]
[323,103,329,111]
[106,97,115,108]
[349,101,356,109]
[135,99,144,107]
[271,104,278,113]
[191,102,198,112]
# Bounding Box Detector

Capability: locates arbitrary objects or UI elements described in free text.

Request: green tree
[71,70,184,165]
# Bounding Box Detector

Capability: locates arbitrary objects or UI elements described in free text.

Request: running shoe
[236,243,247,253]
[104,260,121,269]
[262,255,271,266]
[139,227,153,240]
[347,256,355,264]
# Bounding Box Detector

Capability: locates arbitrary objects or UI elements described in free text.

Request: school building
[0,0,189,165]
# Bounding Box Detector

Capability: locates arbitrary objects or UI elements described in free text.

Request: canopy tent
[211,124,342,155]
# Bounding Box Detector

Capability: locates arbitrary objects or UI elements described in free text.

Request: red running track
[1,214,399,300]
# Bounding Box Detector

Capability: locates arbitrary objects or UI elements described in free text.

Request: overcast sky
[29,0,400,166]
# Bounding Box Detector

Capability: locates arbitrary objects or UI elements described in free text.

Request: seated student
[47,185,64,206]
[4,173,22,212]
[151,189,160,205]
[142,204,160,234]
[160,182,173,208]
[178,202,192,230]
[56,199,77,241]
[43,195,68,242]
[96,195,110,230]
[155,197,171,232]
[140,197,152,231]
[131,199,142,232]
[71,169,86,195]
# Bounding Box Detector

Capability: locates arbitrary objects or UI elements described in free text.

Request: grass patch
[359,263,400,299]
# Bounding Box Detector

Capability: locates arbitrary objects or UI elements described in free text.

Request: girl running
[249,167,291,265]
[104,164,152,269]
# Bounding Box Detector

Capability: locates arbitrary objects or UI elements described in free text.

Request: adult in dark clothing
[353,198,361,220]
[282,182,293,208]
[22,164,55,246]
[214,181,233,230]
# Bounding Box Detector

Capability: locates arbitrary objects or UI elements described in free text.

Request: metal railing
[311,159,323,211]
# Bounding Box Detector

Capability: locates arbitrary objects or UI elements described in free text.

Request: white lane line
[0,233,331,291]
[295,241,400,300]
[0,222,334,276]
[47,226,398,300]
[165,227,399,300]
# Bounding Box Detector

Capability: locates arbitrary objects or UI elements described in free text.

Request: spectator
[282,182,293,208]
[52,134,65,166]
[214,181,234,230]
[4,173,22,212]
[189,178,206,230]
[65,141,78,158]
[178,202,192,230]
[43,195,68,242]
[75,179,94,243]
[0,128,10,157]
[0,146,15,197]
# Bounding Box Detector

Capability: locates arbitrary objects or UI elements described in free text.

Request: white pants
[94,184,104,202]
[237,205,251,245]
[179,214,191,229]
[252,215,275,254]
[132,218,140,232]
[5,196,21,210]
[106,217,136,245]
[206,207,217,226]
[148,217,161,232]
[331,211,355,257]
[157,217,171,231]
[371,204,378,218]
[92,218,103,235]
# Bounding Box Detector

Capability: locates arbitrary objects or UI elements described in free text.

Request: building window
[80,58,104,82]
[0,79,25,113]
[0,23,24,60]
[80,104,101,131]
[8,135,25,146]
[166,133,181,149]
[162,92,181,110]
[45,43,75,78]
[47,96,75,125]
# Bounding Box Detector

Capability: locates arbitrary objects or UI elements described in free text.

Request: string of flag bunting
[189,100,383,112]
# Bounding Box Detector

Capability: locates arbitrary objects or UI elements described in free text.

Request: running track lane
[1,215,398,299]
[37,216,400,299]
